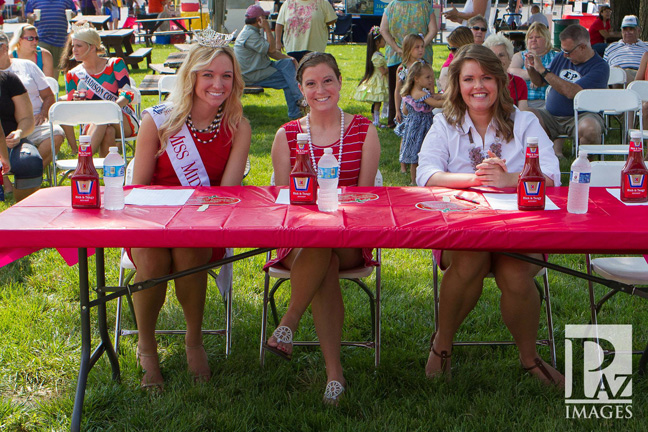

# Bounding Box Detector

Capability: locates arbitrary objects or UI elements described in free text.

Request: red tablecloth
[0,186,646,259]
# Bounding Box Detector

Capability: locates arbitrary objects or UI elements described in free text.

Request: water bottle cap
[296,133,308,142]
[79,135,91,143]
[578,150,588,158]
[323,147,333,154]
[109,146,119,153]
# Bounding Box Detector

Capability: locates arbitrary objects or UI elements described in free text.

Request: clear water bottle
[76,80,88,100]
[103,147,125,210]
[567,150,591,214]
[317,147,339,212]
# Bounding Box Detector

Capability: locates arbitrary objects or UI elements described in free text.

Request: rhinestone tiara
[194,29,237,48]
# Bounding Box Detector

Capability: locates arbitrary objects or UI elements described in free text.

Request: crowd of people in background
[2,0,648,405]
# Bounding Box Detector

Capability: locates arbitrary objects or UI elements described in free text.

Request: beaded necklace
[306,106,345,169]
[187,106,224,144]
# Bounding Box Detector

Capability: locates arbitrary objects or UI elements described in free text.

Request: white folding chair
[627,80,648,140]
[574,89,643,158]
[113,158,234,356]
[607,66,627,88]
[432,256,556,368]
[45,76,60,98]
[158,75,178,103]
[260,250,382,367]
[48,101,129,185]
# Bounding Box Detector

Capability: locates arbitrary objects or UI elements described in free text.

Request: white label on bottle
[570,171,590,184]
[104,165,125,177]
[318,167,339,179]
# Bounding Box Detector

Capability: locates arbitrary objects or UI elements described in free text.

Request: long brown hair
[443,44,514,142]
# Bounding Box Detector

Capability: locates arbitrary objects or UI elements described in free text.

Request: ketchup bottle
[620,130,648,203]
[289,132,317,205]
[517,137,546,211]
[71,136,101,209]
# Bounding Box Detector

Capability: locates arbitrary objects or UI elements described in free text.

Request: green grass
[1,44,647,431]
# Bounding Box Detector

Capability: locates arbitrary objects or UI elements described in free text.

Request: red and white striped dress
[265,114,377,269]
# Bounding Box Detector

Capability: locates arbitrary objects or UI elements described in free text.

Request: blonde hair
[158,45,244,153]
[401,33,425,65]
[526,22,553,53]
[443,44,514,142]
[8,24,38,52]
[71,26,106,53]
[401,61,432,97]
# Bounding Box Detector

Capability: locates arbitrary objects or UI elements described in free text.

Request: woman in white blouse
[417,44,564,388]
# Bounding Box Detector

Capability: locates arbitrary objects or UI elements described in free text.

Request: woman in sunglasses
[467,15,488,45]
[8,25,54,78]
[438,26,473,92]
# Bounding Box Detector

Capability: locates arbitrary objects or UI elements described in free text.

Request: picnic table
[136,16,199,47]
[99,29,152,69]
[164,51,187,69]
[174,43,194,52]
[71,15,111,30]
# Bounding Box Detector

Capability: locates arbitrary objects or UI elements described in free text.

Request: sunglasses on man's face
[22,36,39,41]
[471,26,487,32]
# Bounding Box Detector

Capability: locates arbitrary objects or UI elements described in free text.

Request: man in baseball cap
[235,3,304,119]
[603,15,648,82]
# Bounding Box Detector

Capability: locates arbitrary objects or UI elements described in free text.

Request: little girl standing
[395,62,444,185]
[354,26,388,127]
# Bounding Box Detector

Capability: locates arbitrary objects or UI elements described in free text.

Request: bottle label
[525,145,539,158]
[290,175,316,203]
[79,145,92,157]
[570,171,590,184]
[518,179,545,208]
[296,141,308,155]
[621,173,647,198]
[104,164,125,177]
[630,139,643,153]
[318,166,339,179]
[72,179,100,207]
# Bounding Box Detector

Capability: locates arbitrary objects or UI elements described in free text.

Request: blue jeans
[253,58,302,119]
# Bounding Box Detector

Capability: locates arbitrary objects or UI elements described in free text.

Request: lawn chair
[574,89,643,158]
[432,256,556,368]
[113,158,234,356]
[158,74,178,103]
[330,14,353,44]
[627,80,648,140]
[48,101,129,185]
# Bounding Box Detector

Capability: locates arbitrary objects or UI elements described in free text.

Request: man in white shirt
[603,15,648,82]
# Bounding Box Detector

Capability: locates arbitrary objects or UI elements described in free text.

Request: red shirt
[589,17,610,46]
[508,73,528,106]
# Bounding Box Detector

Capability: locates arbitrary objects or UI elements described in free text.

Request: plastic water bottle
[103,147,125,210]
[317,147,339,212]
[76,80,88,100]
[567,150,591,214]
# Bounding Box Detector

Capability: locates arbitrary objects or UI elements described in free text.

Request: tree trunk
[610,0,640,33]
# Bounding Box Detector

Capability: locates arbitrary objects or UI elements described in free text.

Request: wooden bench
[127,47,153,69]
[149,63,176,74]
[138,75,162,96]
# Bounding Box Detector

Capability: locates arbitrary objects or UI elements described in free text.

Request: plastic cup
[66,9,73,21]
[34,9,41,21]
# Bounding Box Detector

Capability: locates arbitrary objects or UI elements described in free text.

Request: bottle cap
[323,147,333,154]
[79,135,91,143]
[109,146,119,153]
[526,136,538,145]
[630,130,643,139]
[578,149,588,158]
[296,133,308,142]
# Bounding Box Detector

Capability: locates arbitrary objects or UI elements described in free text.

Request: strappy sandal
[426,331,452,379]
[522,357,564,388]
[323,380,346,406]
[262,325,293,361]
[186,344,211,383]
[136,349,164,392]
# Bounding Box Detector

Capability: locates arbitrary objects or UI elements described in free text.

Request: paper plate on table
[416,201,476,212]
[339,192,379,204]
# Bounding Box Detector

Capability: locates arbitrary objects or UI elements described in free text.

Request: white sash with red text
[76,66,138,120]
[145,103,211,186]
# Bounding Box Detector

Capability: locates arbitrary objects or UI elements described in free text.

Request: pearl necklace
[187,106,224,144]
[306,106,345,169]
